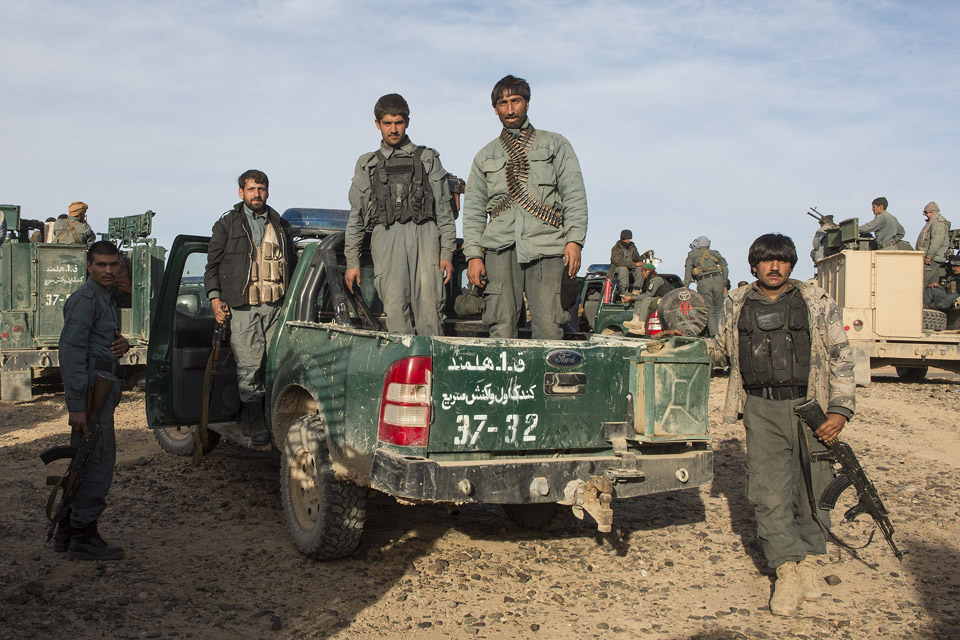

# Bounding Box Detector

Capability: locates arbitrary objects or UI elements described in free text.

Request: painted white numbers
[454,414,539,446]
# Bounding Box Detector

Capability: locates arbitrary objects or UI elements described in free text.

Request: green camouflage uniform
[346,137,456,336]
[706,279,855,568]
[462,118,588,339]
[859,210,906,249]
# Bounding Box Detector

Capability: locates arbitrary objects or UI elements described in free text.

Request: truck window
[176,252,212,318]
[315,247,383,324]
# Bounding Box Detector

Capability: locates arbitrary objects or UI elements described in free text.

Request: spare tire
[658,287,709,336]
[922,309,947,332]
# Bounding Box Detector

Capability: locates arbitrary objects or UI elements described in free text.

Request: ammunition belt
[489,126,564,228]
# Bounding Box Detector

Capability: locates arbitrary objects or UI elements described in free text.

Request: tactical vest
[737,288,811,389]
[247,222,286,305]
[692,249,722,278]
[54,219,82,244]
[370,147,435,228]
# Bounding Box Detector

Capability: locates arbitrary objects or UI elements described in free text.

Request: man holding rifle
[56,241,130,561]
[663,233,855,616]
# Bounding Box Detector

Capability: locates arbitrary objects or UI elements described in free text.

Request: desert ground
[1,368,958,639]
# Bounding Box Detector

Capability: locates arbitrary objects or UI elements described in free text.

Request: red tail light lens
[647,311,662,336]
[378,356,432,446]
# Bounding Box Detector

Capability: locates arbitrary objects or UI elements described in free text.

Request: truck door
[145,235,240,427]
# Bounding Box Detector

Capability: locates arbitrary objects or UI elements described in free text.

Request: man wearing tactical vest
[668,233,855,616]
[204,170,296,446]
[52,201,97,247]
[463,75,588,339]
[344,93,456,336]
[683,235,728,337]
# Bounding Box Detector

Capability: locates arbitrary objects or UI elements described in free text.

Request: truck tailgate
[428,335,709,454]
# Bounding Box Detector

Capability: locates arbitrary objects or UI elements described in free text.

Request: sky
[3,0,959,284]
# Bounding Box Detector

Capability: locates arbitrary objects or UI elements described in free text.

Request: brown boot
[797,556,823,601]
[770,561,802,616]
[622,316,646,335]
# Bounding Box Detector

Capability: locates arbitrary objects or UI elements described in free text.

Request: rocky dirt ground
[1,369,958,640]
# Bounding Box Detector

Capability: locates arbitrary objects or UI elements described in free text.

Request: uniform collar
[379,136,416,157]
[503,117,532,138]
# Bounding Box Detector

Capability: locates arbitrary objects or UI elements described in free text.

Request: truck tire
[280,415,366,560]
[895,366,928,382]
[922,309,947,332]
[502,503,574,531]
[154,426,220,456]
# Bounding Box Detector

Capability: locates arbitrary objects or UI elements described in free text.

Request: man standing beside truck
[463,74,588,339]
[665,233,855,616]
[916,201,952,288]
[683,235,728,337]
[56,241,129,560]
[204,170,295,446]
[344,93,456,335]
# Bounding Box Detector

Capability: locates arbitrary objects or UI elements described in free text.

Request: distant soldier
[683,236,728,337]
[623,262,664,335]
[916,202,952,288]
[344,93,456,335]
[859,197,908,250]
[56,241,129,560]
[52,201,96,246]
[923,257,960,311]
[810,214,837,264]
[608,229,643,292]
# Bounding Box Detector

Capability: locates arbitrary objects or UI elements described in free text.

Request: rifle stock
[42,373,115,539]
[794,399,903,561]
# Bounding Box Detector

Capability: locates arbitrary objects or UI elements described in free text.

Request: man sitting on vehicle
[923,255,960,311]
[623,263,664,335]
[608,229,643,292]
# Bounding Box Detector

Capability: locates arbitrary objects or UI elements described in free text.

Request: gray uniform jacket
[204,203,296,308]
[462,118,588,264]
[345,137,456,271]
[917,213,952,262]
[683,248,728,287]
[52,217,96,247]
[610,241,641,269]
[59,278,119,412]
[707,279,855,424]
[859,211,905,248]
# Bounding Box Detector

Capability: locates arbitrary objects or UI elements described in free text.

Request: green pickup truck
[146,210,713,560]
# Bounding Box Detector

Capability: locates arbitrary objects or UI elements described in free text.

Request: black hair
[87,240,119,263]
[374,93,410,121]
[238,169,269,190]
[748,234,797,270]
[491,75,531,107]
[872,197,888,209]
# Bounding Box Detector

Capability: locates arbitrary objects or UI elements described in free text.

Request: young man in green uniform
[859,197,908,250]
[462,75,588,339]
[344,93,456,335]
[56,241,129,560]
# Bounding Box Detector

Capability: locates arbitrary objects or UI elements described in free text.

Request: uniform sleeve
[858,216,880,234]
[718,253,729,281]
[706,293,736,368]
[554,137,588,248]
[462,153,489,261]
[823,295,856,417]
[426,150,457,264]
[345,156,373,270]
[59,292,94,412]
[927,220,949,259]
[683,251,695,287]
[204,216,228,300]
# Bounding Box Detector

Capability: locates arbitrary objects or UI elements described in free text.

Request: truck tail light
[646,311,662,336]
[378,356,432,446]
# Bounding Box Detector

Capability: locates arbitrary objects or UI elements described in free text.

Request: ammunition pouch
[370,146,435,229]
[738,288,811,389]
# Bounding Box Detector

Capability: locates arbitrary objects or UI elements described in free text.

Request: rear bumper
[370,448,712,504]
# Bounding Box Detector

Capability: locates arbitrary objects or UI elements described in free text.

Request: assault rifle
[794,399,903,561]
[196,313,229,465]
[40,373,115,540]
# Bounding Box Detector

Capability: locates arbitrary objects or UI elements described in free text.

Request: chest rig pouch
[738,288,811,388]
[371,146,435,228]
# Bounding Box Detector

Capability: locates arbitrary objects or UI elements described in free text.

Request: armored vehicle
[146,208,713,560]
[0,206,165,400]
[816,216,960,383]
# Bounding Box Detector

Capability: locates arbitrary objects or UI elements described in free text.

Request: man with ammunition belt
[56,241,129,560]
[683,236,728,337]
[52,201,96,246]
[916,201,952,288]
[204,170,295,446]
[463,75,588,339]
[859,197,908,250]
[344,93,456,335]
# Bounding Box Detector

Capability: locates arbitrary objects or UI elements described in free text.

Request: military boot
[623,316,646,335]
[242,400,270,446]
[53,511,72,553]
[797,555,823,601]
[68,521,124,561]
[769,561,803,616]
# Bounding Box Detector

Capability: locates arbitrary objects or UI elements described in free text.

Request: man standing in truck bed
[463,74,588,339]
[205,170,296,446]
[52,201,96,247]
[683,235,728,337]
[916,201,952,288]
[344,93,456,335]
[859,197,908,250]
